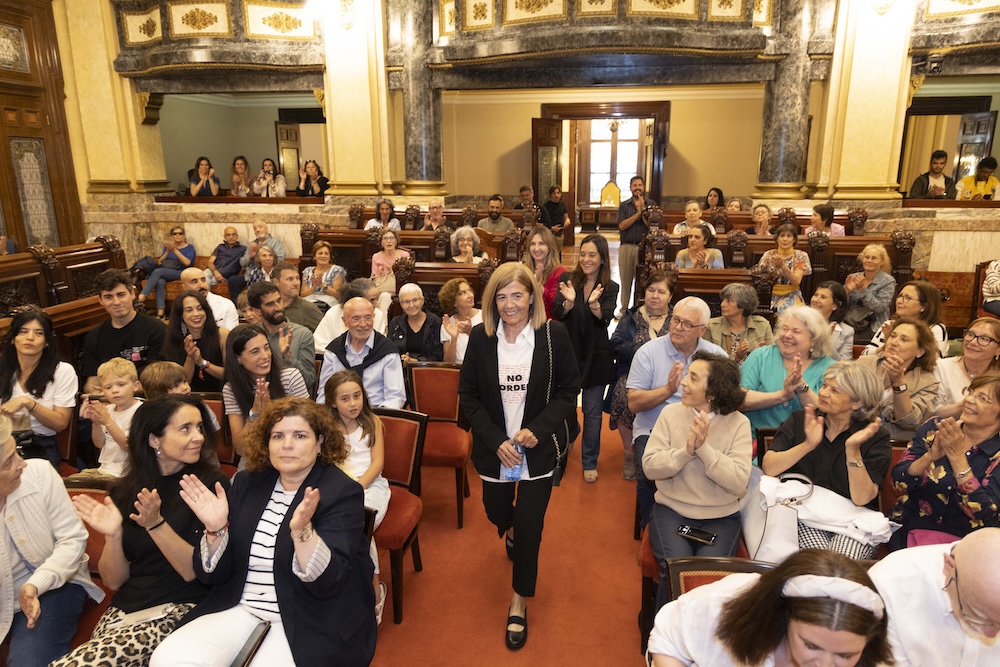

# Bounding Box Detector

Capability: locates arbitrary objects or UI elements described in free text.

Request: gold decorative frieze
[122,7,163,46]
[168,2,231,38]
[244,1,315,39]
[504,0,567,24]
[463,0,494,30]
[440,1,456,37]
[578,0,617,16]
[926,0,1000,18]
[709,0,745,20]
[628,0,698,19]
[753,0,772,26]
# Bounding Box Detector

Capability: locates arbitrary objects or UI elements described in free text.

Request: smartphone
[677,525,717,546]
[87,394,110,404]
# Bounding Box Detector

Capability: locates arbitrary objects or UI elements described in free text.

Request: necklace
[730,331,744,358]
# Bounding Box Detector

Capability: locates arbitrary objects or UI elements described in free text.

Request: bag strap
[776,472,814,505]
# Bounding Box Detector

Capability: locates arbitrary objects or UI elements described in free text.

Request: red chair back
[880,442,908,517]
[374,408,427,495]
[408,363,463,422]
[667,556,774,600]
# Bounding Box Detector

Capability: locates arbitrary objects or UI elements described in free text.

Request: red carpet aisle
[371,408,646,665]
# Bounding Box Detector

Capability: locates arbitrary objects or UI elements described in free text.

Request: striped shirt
[239,481,295,617]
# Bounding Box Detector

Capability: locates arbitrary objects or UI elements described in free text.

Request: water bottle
[505,443,525,481]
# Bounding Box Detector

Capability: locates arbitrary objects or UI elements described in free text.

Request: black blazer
[552,274,619,388]
[388,311,444,361]
[458,320,580,479]
[181,464,375,666]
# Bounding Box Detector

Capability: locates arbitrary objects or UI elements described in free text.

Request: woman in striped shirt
[151,397,376,666]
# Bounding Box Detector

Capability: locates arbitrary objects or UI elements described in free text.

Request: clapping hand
[208,168,215,179]
[455,318,472,336]
[558,281,576,306]
[299,168,307,180]
[289,487,320,534]
[782,354,804,398]
[733,339,751,363]
[665,361,684,397]
[845,417,882,452]
[691,250,706,267]
[129,488,163,530]
[179,474,229,532]
[442,314,459,339]
[183,334,202,365]
[311,272,323,288]
[81,397,111,427]
[936,417,967,460]
[73,494,123,537]
[279,325,293,359]
[881,353,907,388]
[686,410,711,456]
[252,377,270,414]
[588,284,604,308]
[802,404,825,450]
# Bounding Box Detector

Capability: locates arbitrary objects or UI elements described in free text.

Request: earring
[155,448,161,457]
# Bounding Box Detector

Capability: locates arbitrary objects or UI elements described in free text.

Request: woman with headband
[647,549,894,667]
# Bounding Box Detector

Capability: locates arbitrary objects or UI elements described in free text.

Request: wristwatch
[892,384,908,394]
[847,459,864,468]
[794,383,810,395]
[197,359,209,370]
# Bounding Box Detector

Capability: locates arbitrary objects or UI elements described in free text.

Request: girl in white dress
[324,370,391,624]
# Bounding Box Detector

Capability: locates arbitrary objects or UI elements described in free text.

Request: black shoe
[505,608,527,650]
[505,532,514,561]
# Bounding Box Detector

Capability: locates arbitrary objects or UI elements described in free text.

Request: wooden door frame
[898,96,992,186]
[540,101,670,202]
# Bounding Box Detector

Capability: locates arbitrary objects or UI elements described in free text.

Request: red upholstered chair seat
[421,422,471,465]
[375,488,423,551]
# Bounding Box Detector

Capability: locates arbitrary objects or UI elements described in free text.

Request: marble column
[753,0,811,199]
[400,1,447,195]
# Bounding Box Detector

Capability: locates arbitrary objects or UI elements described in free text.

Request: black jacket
[908,172,956,199]
[388,311,444,361]
[552,274,619,388]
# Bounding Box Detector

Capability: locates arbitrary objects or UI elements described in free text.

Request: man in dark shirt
[908,150,956,199]
[204,226,245,287]
[512,184,552,229]
[541,185,570,254]
[81,269,166,393]
[617,176,658,318]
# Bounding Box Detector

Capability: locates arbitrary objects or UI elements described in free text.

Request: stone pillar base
[830,184,903,201]
[325,181,381,196]
[752,182,805,199]
[87,180,133,194]
[400,180,448,196]
[134,180,174,194]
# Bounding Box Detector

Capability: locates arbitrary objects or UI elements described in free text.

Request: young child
[236,292,259,325]
[324,370,390,624]
[79,358,142,478]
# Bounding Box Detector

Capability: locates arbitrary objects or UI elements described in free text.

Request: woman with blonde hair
[845,244,896,342]
[522,224,566,319]
[935,317,1000,418]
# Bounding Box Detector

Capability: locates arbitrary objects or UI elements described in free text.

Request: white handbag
[740,469,813,564]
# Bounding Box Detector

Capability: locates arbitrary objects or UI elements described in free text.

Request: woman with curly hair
[151,397,376,666]
[439,278,482,364]
[450,226,488,264]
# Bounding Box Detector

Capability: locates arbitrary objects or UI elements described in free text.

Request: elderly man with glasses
[869,527,1000,665]
[626,296,726,528]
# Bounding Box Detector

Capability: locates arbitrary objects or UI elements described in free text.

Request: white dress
[440,311,483,364]
[343,426,390,574]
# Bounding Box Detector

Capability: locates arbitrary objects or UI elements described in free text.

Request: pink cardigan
[371,249,410,277]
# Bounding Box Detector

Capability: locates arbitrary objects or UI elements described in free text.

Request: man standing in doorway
[617,176,657,318]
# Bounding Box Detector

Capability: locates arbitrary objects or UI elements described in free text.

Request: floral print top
[890,417,1000,540]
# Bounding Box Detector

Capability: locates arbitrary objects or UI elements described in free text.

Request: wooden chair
[407,362,472,528]
[65,487,115,652]
[189,392,238,476]
[879,442,908,517]
[373,407,428,623]
[755,427,779,467]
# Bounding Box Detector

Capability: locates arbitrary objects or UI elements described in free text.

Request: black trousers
[481,476,554,598]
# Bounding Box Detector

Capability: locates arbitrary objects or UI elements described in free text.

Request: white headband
[782,575,885,620]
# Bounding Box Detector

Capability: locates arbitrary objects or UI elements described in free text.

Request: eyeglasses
[400,298,422,307]
[962,386,996,405]
[896,294,915,303]
[670,316,704,331]
[171,231,185,236]
[964,330,1000,346]
[947,558,1000,633]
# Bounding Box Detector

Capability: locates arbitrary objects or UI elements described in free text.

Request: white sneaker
[375,582,387,626]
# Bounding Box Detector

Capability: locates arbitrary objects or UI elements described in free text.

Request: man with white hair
[422,197,455,231]
[316,297,405,408]
[869,528,1000,665]
[627,296,726,528]
[313,278,389,353]
[180,267,238,330]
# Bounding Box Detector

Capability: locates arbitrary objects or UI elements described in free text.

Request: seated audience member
[804,203,846,236]
[365,198,401,231]
[246,245,278,287]
[440,278,483,364]
[764,362,891,559]
[203,226,246,294]
[844,244,896,342]
[627,297,726,528]
[869,527,1000,665]
[955,156,998,200]
[189,156,220,196]
[149,398,376,666]
[138,226,196,320]
[237,292,259,325]
[182,266,239,330]
[295,159,329,196]
[522,224,567,319]
[316,297,405,409]
[542,185,569,252]
[908,149,956,199]
[725,198,742,212]
[864,279,948,357]
[704,283,773,364]
[609,269,675,480]
[811,281,855,361]
[856,317,940,441]
[370,228,410,293]
[422,197,455,231]
[248,281,317,392]
[758,224,811,315]
[983,259,1000,316]
[0,415,105,666]
[273,262,323,332]
[223,324,310,463]
[81,269,166,393]
[229,155,252,197]
[450,226,488,264]
[388,283,444,362]
[231,221,287,301]
[0,308,77,469]
[936,318,1000,417]
[512,184,552,228]
[672,200,703,236]
[740,306,834,433]
[300,240,345,310]
[703,187,724,211]
[476,194,514,234]
[888,373,1000,551]
[747,203,774,235]
[325,371,390,624]
[58,397,230,667]
[74,358,142,480]
[644,352,751,608]
[162,290,228,393]
[313,278,390,353]
[251,157,287,198]
[675,223,724,269]
[648,549,892,667]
